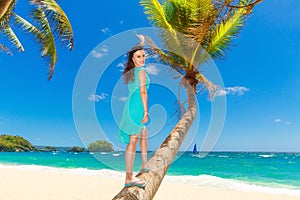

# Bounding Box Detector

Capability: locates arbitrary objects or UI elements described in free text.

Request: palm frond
[206,8,245,60]
[196,72,220,100]
[143,0,215,70]
[164,0,216,69]
[140,0,261,97]
[140,0,173,29]
[14,13,44,43]
[163,0,193,33]
[0,43,12,55]
[213,0,235,25]
[185,0,216,46]
[32,6,57,80]
[3,26,24,51]
[141,0,182,49]
[30,0,74,50]
[229,0,262,14]
[0,0,16,31]
[145,35,196,72]
[145,35,185,72]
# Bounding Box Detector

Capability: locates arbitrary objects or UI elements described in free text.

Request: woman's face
[132,50,145,67]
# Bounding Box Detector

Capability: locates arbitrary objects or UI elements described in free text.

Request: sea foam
[164,174,300,197]
[1,164,299,197]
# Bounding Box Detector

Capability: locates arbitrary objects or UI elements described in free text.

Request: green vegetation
[112,0,262,199]
[0,134,35,152]
[0,0,74,80]
[36,146,57,152]
[67,146,85,152]
[140,0,262,97]
[0,134,104,153]
[88,140,113,152]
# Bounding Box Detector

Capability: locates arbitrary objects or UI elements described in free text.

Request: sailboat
[192,143,197,154]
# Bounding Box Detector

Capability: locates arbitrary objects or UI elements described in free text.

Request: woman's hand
[141,112,149,124]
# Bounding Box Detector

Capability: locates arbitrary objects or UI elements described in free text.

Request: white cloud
[215,90,227,96]
[117,63,124,71]
[225,86,249,95]
[92,50,104,58]
[118,96,127,102]
[275,118,292,125]
[101,27,110,35]
[101,47,108,53]
[92,46,109,58]
[216,86,249,96]
[88,93,109,102]
[146,64,159,75]
[120,20,124,25]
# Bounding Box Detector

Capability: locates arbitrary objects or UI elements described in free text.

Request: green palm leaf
[32,6,57,80]
[3,26,24,51]
[141,0,189,66]
[206,8,245,60]
[185,0,215,46]
[30,0,74,50]
[145,35,187,72]
[14,13,44,43]
[0,0,74,80]
[39,0,74,50]
[140,0,173,29]
[140,0,181,47]
[163,0,192,32]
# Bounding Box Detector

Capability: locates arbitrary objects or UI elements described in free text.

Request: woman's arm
[138,69,148,124]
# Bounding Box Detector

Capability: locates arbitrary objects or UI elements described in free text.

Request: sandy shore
[0,165,299,200]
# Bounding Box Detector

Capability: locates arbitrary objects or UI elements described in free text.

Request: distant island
[0,134,35,152]
[67,146,85,152]
[36,146,57,152]
[88,140,114,152]
[0,134,114,153]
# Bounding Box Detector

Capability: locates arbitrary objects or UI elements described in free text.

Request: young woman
[117,44,150,188]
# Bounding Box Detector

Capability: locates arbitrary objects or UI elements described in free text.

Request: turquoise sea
[1,151,300,196]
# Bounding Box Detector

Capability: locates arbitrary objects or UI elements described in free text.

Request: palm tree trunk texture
[0,0,14,20]
[112,79,197,200]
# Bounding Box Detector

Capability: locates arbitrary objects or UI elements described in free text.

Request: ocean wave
[259,154,276,158]
[0,163,125,179]
[1,163,299,196]
[164,175,300,197]
[218,155,229,158]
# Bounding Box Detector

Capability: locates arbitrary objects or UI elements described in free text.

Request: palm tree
[113,0,262,199]
[0,0,74,80]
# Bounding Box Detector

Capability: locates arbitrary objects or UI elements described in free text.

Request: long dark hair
[122,45,144,84]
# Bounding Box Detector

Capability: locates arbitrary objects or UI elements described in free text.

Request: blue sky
[0,0,299,152]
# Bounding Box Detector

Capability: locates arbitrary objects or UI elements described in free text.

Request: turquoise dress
[117,67,150,144]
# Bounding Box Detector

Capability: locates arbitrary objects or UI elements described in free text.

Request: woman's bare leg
[140,127,148,169]
[125,134,139,183]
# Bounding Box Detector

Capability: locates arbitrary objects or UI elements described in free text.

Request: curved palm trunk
[112,79,197,200]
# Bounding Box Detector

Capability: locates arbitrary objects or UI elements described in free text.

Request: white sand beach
[0,165,299,200]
